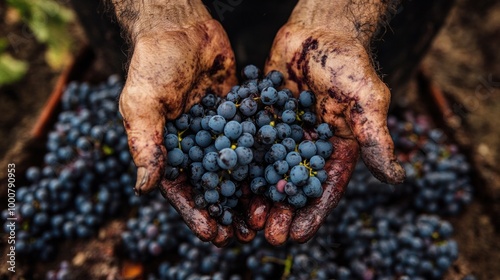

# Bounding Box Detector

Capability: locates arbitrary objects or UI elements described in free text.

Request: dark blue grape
[237,133,254,148]
[239,98,258,116]
[224,121,242,140]
[242,65,259,80]
[217,101,237,119]
[256,125,277,145]
[175,114,191,131]
[215,135,231,151]
[260,87,278,105]
[217,148,238,170]
[208,115,226,134]
[235,147,253,165]
[299,90,315,108]
[290,165,309,186]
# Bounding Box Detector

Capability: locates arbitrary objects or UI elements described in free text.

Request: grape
[202,152,220,172]
[256,125,277,145]
[281,110,296,124]
[208,115,227,134]
[237,132,254,148]
[286,151,302,167]
[235,147,253,165]
[239,98,258,116]
[266,144,287,163]
[241,121,257,135]
[190,117,203,133]
[303,177,323,198]
[310,155,326,170]
[284,99,298,111]
[258,78,273,92]
[188,146,204,162]
[290,165,309,186]
[250,177,267,194]
[315,170,328,183]
[242,65,259,80]
[220,209,233,225]
[298,140,317,159]
[201,172,219,190]
[273,160,289,175]
[167,148,184,166]
[290,124,304,143]
[264,165,282,184]
[180,136,195,153]
[175,114,191,130]
[217,101,237,119]
[215,135,231,151]
[288,191,307,208]
[260,87,278,105]
[220,180,236,197]
[315,139,333,159]
[265,70,284,87]
[224,121,242,140]
[302,112,317,126]
[267,185,286,202]
[201,116,211,130]
[217,148,238,170]
[249,163,264,179]
[284,182,298,196]
[276,90,290,106]
[204,190,220,204]
[281,138,296,152]
[195,130,212,148]
[316,123,334,140]
[275,123,291,139]
[202,93,216,108]
[299,90,315,108]
[255,110,273,127]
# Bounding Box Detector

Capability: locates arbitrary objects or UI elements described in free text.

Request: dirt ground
[0,0,499,279]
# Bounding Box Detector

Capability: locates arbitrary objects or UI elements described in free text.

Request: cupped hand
[248,23,405,245]
[118,18,254,245]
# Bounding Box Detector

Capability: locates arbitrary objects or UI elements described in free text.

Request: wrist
[110,0,212,43]
[288,0,399,47]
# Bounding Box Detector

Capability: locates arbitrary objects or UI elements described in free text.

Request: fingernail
[134,167,149,195]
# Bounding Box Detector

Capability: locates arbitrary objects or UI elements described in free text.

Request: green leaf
[6,0,75,69]
[0,53,29,86]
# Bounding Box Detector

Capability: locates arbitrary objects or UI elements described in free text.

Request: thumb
[119,85,167,195]
[346,79,405,184]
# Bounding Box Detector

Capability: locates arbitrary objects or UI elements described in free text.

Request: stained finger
[247,195,271,231]
[159,175,218,242]
[264,203,294,246]
[346,81,405,184]
[212,223,233,247]
[290,137,358,243]
[233,214,256,243]
[119,87,166,195]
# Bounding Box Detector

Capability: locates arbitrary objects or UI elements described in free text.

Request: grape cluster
[163,66,333,221]
[120,194,185,261]
[3,76,141,261]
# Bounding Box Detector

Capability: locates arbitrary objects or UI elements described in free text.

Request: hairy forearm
[289,0,400,46]
[108,0,211,41]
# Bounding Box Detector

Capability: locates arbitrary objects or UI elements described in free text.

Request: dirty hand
[110,0,252,245]
[247,0,406,245]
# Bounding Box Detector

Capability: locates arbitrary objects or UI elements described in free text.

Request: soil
[0,0,499,279]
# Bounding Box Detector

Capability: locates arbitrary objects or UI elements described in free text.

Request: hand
[117,11,254,245]
[247,20,405,245]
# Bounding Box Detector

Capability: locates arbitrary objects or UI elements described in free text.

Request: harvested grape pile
[5,71,475,280]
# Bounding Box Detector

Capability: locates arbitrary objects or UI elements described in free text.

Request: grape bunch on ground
[3,67,475,280]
